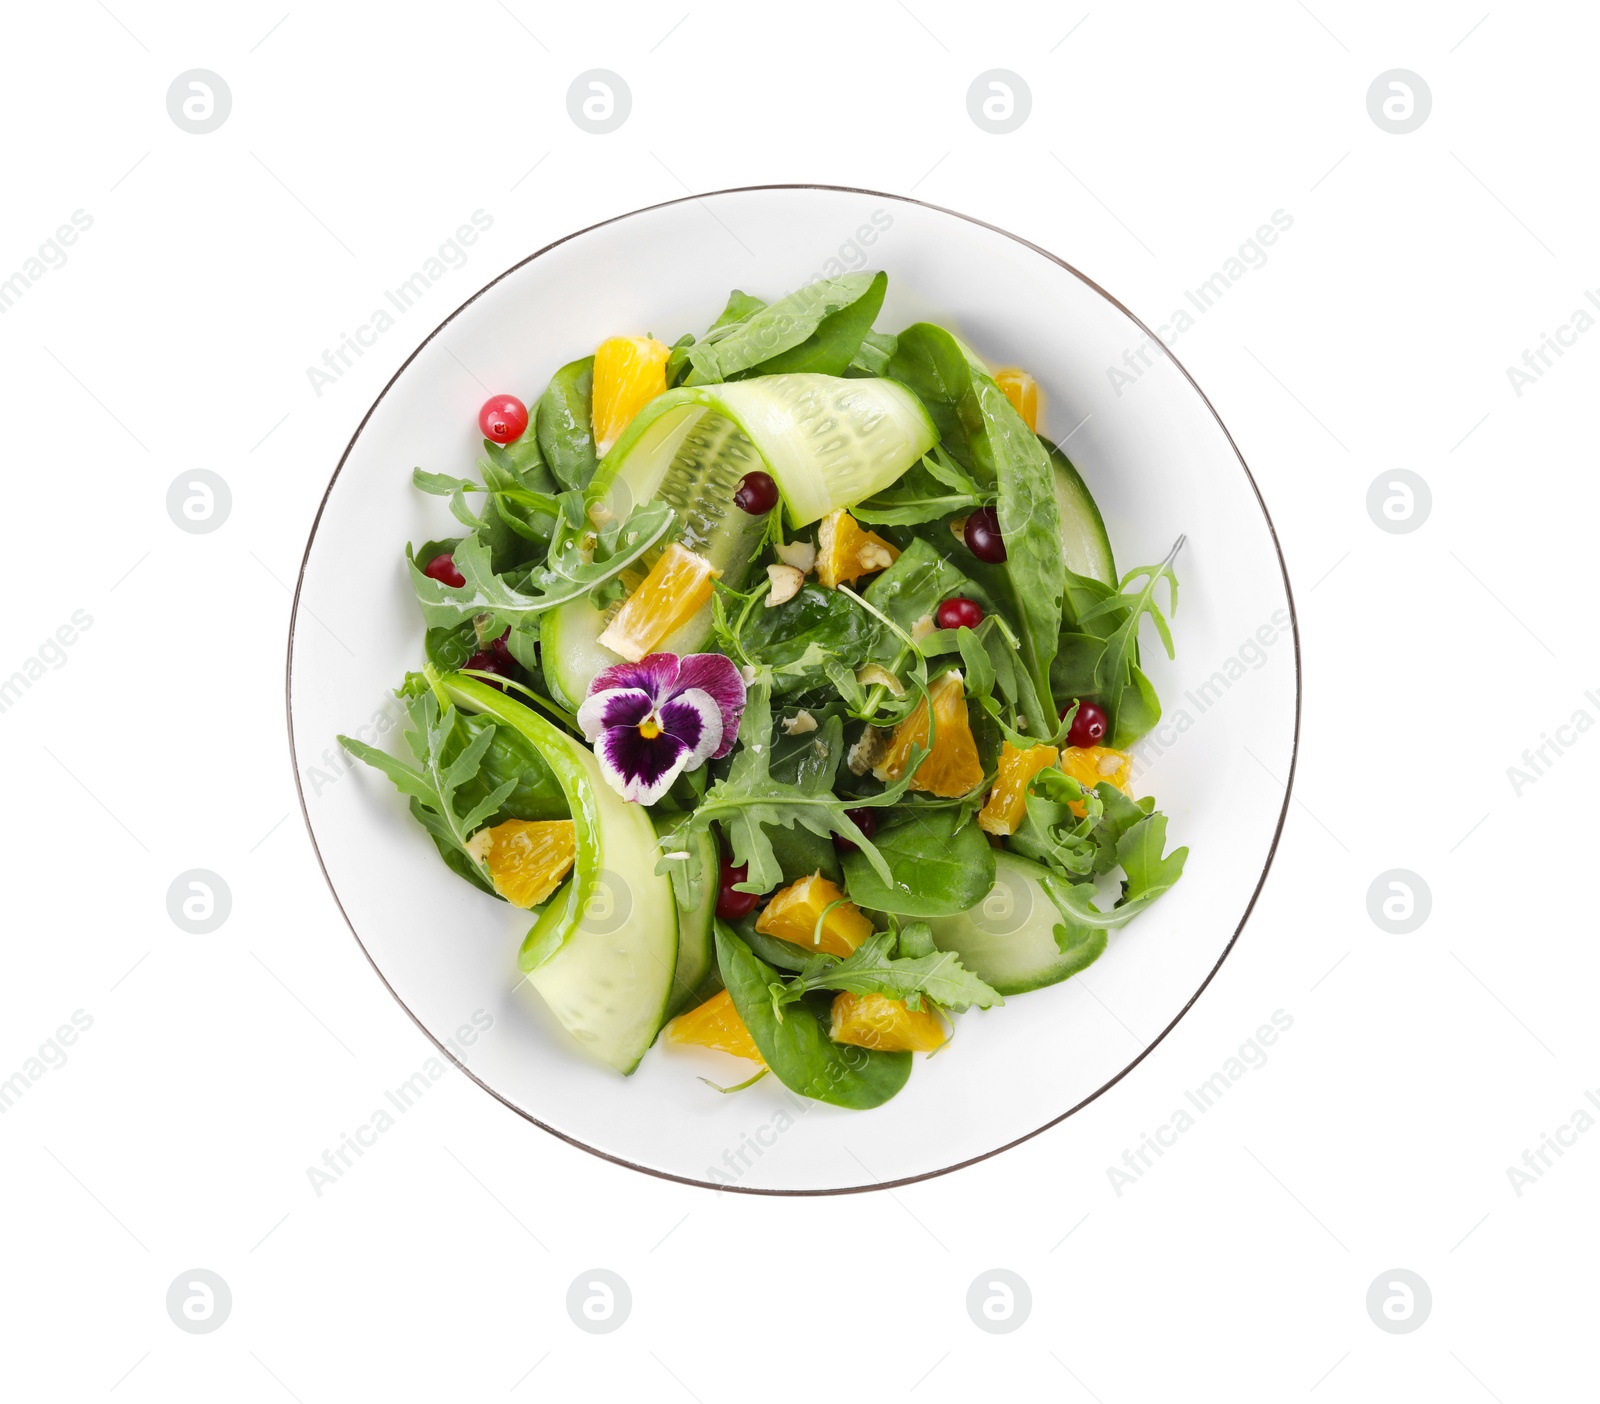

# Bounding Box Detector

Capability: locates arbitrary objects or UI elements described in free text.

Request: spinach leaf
[453,709,567,822]
[769,930,1002,1015]
[888,325,1064,731]
[535,356,598,491]
[686,273,884,383]
[339,691,516,894]
[743,271,887,378]
[861,537,993,651]
[716,924,912,1109]
[848,328,897,377]
[839,806,995,917]
[741,583,881,689]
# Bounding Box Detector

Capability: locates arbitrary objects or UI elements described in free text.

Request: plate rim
[285,182,1303,1196]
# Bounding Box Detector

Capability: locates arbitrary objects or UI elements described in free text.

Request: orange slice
[815,508,900,590]
[597,541,720,662]
[471,819,576,908]
[1059,745,1132,815]
[667,989,763,1064]
[977,741,1060,836]
[755,872,874,957]
[592,335,670,456]
[994,367,1039,431]
[830,992,946,1052]
[872,670,986,798]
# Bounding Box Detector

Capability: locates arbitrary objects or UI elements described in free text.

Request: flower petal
[587,653,681,706]
[659,690,722,769]
[576,686,654,742]
[672,653,746,757]
[594,725,691,804]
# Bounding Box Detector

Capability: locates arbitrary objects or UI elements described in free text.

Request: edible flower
[577,652,746,803]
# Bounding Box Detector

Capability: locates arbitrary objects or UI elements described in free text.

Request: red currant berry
[1065,700,1110,748]
[963,507,1007,563]
[733,471,779,515]
[832,807,879,853]
[478,394,529,444]
[488,628,513,663]
[423,552,465,588]
[935,596,984,631]
[715,860,760,920]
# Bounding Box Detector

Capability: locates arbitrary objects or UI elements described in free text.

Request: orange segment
[978,741,1060,837]
[994,367,1039,431]
[830,992,946,1053]
[872,670,986,798]
[1059,745,1132,815]
[592,335,670,456]
[597,541,720,662]
[667,989,763,1064]
[815,509,901,590]
[474,819,576,908]
[755,873,874,957]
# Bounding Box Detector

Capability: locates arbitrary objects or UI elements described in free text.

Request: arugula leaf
[838,806,996,917]
[535,356,598,491]
[658,673,917,905]
[685,273,884,383]
[852,447,989,526]
[1044,810,1189,937]
[339,691,517,894]
[716,925,911,1109]
[408,499,675,633]
[769,930,1003,1018]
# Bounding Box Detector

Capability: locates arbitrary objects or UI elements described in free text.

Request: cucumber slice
[1042,437,1117,587]
[656,818,718,1018]
[544,375,933,707]
[591,374,937,529]
[923,851,1106,996]
[441,674,677,1075]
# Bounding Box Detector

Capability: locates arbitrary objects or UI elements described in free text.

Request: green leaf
[741,583,881,690]
[1045,810,1189,933]
[770,930,1002,1015]
[657,674,915,906]
[685,273,884,383]
[408,499,675,633]
[535,356,597,491]
[715,925,912,1109]
[838,806,996,917]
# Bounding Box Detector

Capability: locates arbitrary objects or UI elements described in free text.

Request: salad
[340,267,1187,1111]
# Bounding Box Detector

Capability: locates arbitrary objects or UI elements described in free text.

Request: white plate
[288,186,1299,1194]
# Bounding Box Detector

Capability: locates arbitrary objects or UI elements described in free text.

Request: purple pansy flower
[577,652,747,804]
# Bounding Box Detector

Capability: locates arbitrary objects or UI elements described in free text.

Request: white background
[2,0,1595,1398]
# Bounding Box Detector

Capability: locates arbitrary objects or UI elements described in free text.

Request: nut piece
[847,725,891,776]
[781,710,818,735]
[910,613,936,643]
[774,539,816,573]
[858,542,895,573]
[765,564,805,606]
[464,829,492,867]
